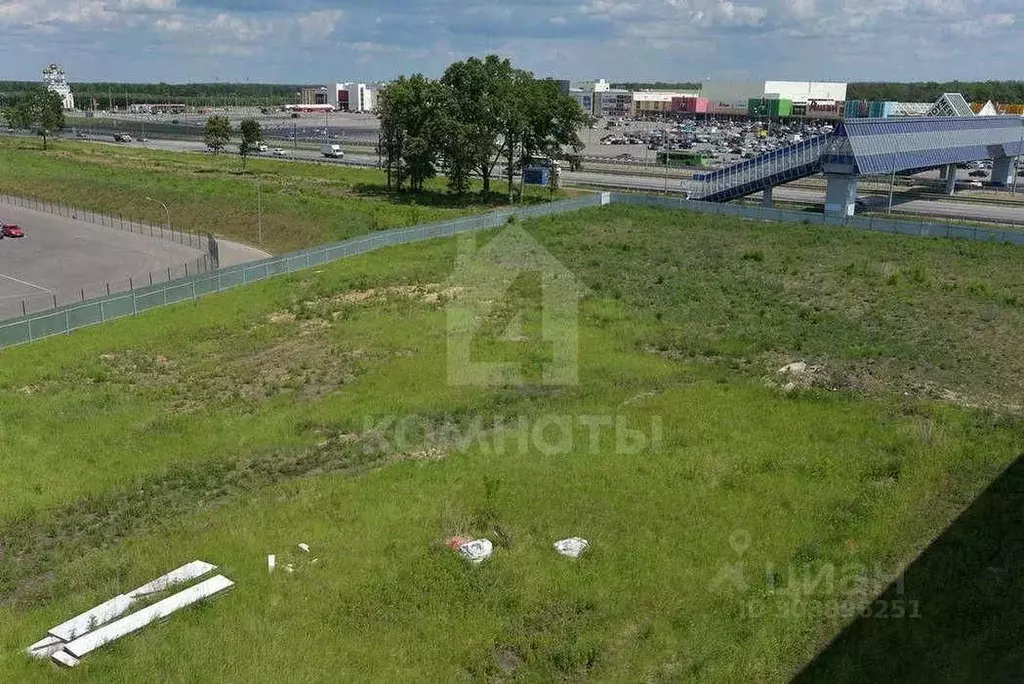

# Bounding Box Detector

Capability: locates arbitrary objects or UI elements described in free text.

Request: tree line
[377,55,588,200]
[845,81,1024,103]
[0,82,309,109]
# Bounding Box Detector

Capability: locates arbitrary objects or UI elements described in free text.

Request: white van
[321,144,344,158]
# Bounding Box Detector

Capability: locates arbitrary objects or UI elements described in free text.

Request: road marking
[0,272,52,293]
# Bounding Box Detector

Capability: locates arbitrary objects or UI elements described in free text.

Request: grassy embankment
[0,138,570,254]
[1,205,1023,680]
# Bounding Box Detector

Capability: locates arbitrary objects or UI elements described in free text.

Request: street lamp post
[145,196,171,233]
[256,178,263,248]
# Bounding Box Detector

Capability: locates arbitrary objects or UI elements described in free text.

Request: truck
[321,144,344,158]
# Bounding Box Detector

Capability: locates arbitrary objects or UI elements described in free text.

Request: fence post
[191,281,197,302]
[64,310,70,335]
[100,301,105,323]
[132,291,138,315]
[27,317,33,342]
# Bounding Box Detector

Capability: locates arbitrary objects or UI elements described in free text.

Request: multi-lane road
[49,134,1024,227]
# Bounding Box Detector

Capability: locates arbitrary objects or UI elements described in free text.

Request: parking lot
[0,202,206,320]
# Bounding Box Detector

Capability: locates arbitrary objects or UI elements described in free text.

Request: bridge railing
[689,136,831,200]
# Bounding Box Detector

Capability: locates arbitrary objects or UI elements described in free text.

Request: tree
[204,115,232,153]
[1,87,64,150]
[375,75,443,192]
[238,118,262,172]
[440,56,512,195]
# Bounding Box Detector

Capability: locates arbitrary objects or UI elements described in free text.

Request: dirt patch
[267,311,297,324]
[333,283,465,306]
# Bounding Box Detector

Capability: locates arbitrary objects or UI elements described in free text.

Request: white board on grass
[128,560,216,598]
[63,575,234,659]
[50,650,80,668]
[26,635,65,659]
[48,594,134,642]
[47,560,217,642]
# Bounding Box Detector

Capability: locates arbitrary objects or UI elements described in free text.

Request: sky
[0,0,1020,84]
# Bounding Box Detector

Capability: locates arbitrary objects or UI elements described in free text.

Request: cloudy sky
[0,0,1019,83]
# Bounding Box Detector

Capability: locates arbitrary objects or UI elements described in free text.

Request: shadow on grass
[352,183,558,209]
[795,451,1024,683]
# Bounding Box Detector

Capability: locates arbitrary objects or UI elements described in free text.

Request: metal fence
[0,194,605,348]
[0,192,212,252]
[608,193,1024,245]
[3,188,1023,350]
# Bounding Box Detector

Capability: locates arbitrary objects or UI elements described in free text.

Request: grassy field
[0,138,568,253]
[1,204,1023,680]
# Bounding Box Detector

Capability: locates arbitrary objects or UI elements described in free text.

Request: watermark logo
[446,226,587,387]
[709,529,919,621]
[361,413,663,457]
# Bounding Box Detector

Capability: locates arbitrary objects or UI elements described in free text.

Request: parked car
[968,169,988,177]
[1,223,24,238]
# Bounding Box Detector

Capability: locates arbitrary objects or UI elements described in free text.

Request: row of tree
[845,81,1024,104]
[202,116,265,171]
[376,56,588,199]
[0,82,308,109]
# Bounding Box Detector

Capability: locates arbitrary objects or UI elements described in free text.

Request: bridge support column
[944,164,957,195]
[992,157,1015,187]
[939,165,948,180]
[762,186,773,208]
[824,173,859,217]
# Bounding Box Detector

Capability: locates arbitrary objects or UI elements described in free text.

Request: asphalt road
[62,135,1024,226]
[563,171,1024,225]
[0,202,207,319]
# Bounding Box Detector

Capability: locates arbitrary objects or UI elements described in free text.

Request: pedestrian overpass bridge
[687,114,1024,216]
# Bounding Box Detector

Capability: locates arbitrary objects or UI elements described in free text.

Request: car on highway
[271,148,287,157]
[0,223,24,238]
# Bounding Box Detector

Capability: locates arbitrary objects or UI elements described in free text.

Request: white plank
[48,594,134,642]
[50,650,80,667]
[127,560,216,598]
[64,575,234,658]
[26,635,65,659]
[47,560,216,642]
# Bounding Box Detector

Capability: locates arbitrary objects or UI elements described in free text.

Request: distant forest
[0,82,311,108]
[612,82,702,92]
[846,82,1024,103]
[4,80,1024,109]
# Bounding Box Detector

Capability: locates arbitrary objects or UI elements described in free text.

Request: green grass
[1,205,1022,680]
[0,138,572,253]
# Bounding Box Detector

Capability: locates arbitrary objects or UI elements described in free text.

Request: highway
[55,134,1024,227]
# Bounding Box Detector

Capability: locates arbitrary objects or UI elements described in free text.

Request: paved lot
[0,202,206,319]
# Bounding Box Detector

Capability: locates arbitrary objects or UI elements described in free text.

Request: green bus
[656,150,705,167]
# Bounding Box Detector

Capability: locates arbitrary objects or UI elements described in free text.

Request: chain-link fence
[608,193,1024,245]
[0,192,212,252]
[3,189,1023,350]
[0,194,605,348]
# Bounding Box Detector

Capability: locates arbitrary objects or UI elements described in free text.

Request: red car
[1,223,24,238]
